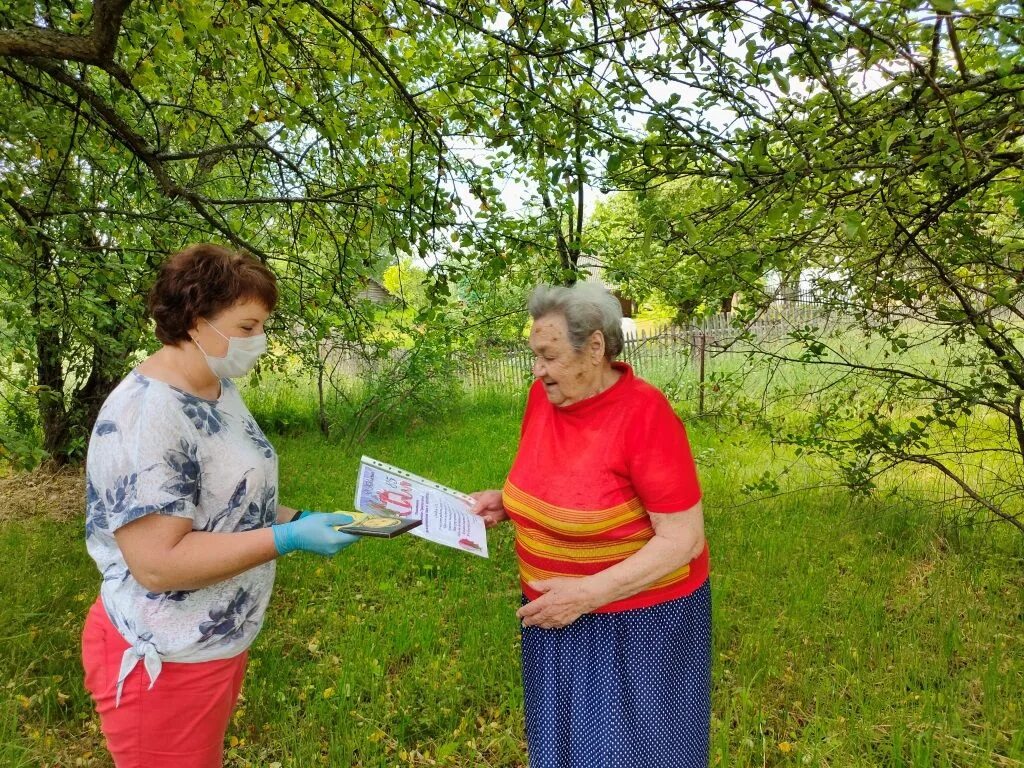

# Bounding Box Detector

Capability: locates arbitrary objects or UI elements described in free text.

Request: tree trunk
[36,325,72,466]
[76,340,125,434]
[318,362,330,437]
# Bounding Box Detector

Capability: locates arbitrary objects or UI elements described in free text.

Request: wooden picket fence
[462,299,833,413]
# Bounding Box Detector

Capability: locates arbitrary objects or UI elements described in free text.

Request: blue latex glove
[272,512,357,556]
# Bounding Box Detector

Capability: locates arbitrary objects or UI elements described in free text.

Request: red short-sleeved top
[503,362,708,613]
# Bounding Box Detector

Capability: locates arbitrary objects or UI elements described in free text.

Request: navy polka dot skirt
[521,579,711,768]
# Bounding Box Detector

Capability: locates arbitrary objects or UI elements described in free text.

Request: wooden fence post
[698,331,706,417]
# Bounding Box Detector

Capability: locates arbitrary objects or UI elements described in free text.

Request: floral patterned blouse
[85,371,278,705]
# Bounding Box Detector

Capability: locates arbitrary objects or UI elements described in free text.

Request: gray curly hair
[528,282,625,360]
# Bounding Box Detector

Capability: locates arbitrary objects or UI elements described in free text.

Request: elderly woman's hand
[470,490,508,527]
[517,578,604,629]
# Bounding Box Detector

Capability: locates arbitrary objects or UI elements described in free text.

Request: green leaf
[1010,188,1024,218]
[772,71,790,95]
[842,211,863,239]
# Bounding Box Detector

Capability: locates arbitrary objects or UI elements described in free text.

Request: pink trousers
[81,598,248,768]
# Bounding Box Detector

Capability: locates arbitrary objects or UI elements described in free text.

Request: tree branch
[0,0,132,65]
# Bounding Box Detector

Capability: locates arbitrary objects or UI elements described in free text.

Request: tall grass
[0,384,1022,767]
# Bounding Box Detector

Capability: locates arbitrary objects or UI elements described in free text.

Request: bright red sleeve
[625,389,702,513]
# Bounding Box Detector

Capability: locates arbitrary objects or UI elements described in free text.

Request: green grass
[1,391,1022,767]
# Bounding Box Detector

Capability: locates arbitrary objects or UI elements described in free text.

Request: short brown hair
[148,244,278,345]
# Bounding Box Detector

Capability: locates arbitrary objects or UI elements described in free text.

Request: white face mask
[194,319,267,379]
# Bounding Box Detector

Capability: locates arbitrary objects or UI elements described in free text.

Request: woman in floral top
[82,243,356,768]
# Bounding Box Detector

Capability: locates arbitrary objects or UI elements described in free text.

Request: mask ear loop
[191,319,226,359]
[190,329,210,358]
[190,321,220,376]
[204,318,230,341]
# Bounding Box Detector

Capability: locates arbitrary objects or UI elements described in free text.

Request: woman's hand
[470,490,508,527]
[517,577,604,629]
[272,513,358,556]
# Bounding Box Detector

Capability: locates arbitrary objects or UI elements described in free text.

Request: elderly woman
[472,283,710,768]
[82,243,357,768]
